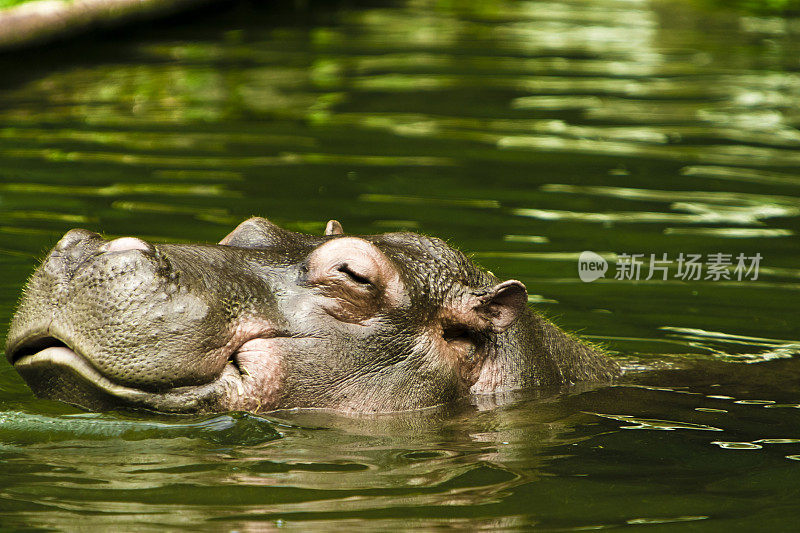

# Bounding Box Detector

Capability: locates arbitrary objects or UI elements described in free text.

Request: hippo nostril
[100,237,154,254]
[47,229,103,276]
[54,229,101,252]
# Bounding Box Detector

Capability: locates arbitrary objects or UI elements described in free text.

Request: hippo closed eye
[4,218,620,414]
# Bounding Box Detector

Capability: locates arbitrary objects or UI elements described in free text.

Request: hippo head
[5,218,618,414]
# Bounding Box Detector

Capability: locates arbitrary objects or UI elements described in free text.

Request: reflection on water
[592,412,723,431]
[0,0,799,529]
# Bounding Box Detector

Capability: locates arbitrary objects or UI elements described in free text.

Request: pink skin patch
[102,237,151,253]
[214,319,286,412]
[470,355,505,394]
[231,338,284,412]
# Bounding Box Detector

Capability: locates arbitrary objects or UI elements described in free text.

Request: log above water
[0,0,217,50]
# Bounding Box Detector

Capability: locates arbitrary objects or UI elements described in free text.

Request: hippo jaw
[6,325,284,414]
[7,334,231,412]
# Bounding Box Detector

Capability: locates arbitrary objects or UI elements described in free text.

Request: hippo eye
[338,263,372,286]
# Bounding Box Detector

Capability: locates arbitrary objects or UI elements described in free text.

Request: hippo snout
[6,230,236,401]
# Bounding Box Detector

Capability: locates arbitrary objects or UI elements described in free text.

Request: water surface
[0,0,799,529]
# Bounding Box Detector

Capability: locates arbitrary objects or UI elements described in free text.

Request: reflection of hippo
[5,218,619,414]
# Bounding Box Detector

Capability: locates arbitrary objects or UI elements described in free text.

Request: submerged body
[5,218,619,414]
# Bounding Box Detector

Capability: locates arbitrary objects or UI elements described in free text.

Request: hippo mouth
[9,334,144,397]
[7,335,72,364]
[6,331,252,413]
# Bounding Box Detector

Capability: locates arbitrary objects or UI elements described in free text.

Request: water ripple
[591,413,723,431]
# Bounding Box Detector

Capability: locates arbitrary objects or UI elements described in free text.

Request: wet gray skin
[4,218,619,414]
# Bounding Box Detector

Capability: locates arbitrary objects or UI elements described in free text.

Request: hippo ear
[466,280,528,333]
[325,220,344,236]
[220,217,298,248]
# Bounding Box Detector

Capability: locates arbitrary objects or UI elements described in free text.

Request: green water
[0,0,799,529]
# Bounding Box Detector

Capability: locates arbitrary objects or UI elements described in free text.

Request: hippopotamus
[4,218,619,414]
